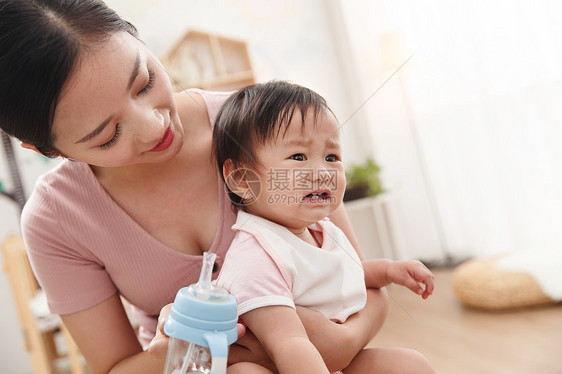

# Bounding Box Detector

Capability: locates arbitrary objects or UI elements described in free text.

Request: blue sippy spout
[187,252,229,302]
[163,252,238,374]
[197,251,215,289]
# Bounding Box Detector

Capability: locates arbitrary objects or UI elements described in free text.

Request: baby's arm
[242,305,330,374]
[363,259,435,299]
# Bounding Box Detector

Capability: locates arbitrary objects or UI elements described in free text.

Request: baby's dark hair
[0,0,138,156]
[212,80,332,206]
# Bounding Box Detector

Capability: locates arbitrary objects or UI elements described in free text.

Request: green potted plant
[343,157,384,202]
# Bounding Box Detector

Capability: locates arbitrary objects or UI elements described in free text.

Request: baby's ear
[223,159,248,198]
[223,159,260,204]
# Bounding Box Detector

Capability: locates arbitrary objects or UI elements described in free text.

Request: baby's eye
[289,154,306,161]
[325,154,338,162]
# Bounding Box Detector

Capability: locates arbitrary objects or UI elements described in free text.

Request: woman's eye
[99,124,121,149]
[138,68,155,95]
[326,154,338,162]
[289,154,306,161]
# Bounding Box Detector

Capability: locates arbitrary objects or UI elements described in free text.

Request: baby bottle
[163,252,238,374]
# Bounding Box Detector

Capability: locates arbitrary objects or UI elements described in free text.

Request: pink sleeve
[215,234,294,315]
[21,182,116,314]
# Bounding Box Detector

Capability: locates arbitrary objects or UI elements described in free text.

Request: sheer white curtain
[339,0,562,260]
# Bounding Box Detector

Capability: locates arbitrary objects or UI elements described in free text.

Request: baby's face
[245,108,345,233]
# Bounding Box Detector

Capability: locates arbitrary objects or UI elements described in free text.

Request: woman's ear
[20,142,64,158]
[20,141,41,154]
[223,159,261,204]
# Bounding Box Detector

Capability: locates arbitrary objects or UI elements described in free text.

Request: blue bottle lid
[164,253,238,354]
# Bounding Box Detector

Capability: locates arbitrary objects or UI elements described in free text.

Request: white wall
[107,0,369,163]
[338,0,562,266]
[338,0,444,261]
[0,0,366,371]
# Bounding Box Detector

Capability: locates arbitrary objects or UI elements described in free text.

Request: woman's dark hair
[212,80,332,206]
[0,0,138,156]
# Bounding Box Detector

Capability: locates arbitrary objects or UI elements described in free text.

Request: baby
[212,80,435,374]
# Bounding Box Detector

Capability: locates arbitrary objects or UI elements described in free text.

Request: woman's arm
[62,293,164,374]
[327,204,364,259]
[297,288,387,372]
[242,306,330,374]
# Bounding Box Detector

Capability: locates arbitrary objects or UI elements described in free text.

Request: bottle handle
[203,332,229,374]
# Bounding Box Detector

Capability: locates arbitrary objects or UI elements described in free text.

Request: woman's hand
[297,288,388,372]
[227,326,276,371]
[147,304,172,359]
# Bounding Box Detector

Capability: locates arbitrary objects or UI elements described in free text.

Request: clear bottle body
[163,337,212,374]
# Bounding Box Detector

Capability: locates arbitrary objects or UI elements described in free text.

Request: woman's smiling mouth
[149,125,174,152]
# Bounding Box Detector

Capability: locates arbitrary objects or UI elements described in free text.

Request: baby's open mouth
[304,192,330,201]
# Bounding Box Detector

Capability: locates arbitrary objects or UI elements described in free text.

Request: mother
[0,1,387,373]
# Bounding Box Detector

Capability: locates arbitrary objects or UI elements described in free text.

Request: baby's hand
[386,260,434,299]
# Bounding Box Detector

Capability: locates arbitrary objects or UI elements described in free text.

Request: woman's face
[51,32,183,168]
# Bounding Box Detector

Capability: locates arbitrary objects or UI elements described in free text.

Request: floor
[367,268,562,374]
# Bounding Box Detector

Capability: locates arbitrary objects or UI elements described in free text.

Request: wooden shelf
[2,235,87,374]
[161,30,255,91]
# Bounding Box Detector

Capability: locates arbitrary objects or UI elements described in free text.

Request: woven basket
[452,256,556,310]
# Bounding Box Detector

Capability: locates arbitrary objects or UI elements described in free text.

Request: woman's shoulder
[21,161,85,251]
[22,161,103,227]
[174,88,234,128]
[29,160,99,202]
[36,158,90,182]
